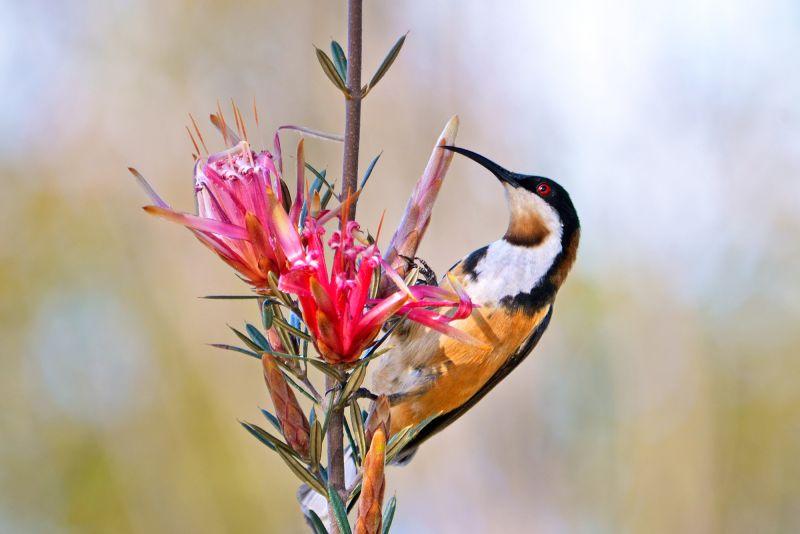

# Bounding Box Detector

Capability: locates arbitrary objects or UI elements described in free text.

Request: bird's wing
[391,304,553,464]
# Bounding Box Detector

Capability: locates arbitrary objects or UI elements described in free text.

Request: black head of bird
[441,145,580,312]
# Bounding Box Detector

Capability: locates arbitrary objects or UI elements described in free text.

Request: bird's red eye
[536,183,552,197]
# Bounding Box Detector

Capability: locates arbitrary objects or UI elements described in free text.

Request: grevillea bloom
[267,193,476,365]
[136,136,308,292]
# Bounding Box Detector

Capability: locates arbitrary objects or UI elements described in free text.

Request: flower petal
[406,309,485,347]
[288,139,305,225]
[129,167,169,208]
[265,190,304,263]
[143,206,249,240]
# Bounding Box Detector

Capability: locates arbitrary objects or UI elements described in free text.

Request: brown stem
[341,0,363,221]
[325,375,346,534]
[327,1,363,531]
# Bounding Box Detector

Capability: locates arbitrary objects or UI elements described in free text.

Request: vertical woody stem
[327,0,363,531]
[341,0,363,221]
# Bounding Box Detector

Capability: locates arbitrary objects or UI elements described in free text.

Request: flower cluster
[269,193,475,364]
[140,138,308,292]
[137,129,474,365]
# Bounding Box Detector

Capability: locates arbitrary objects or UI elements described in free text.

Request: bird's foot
[399,255,438,286]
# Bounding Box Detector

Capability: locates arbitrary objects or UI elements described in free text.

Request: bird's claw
[399,255,438,286]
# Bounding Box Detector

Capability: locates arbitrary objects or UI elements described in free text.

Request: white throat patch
[462,190,564,305]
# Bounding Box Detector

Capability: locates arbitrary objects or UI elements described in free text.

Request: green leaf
[315,46,347,93]
[349,400,367,460]
[366,33,407,95]
[201,294,262,300]
[261,302,274,331]
[261,409,282,433]
[276,447,326,495]
[278,124,343,143]
[272,316,313,341]
[339,363,367,406]
[308,511,329,534]
[330,40,347,82]
[278,368,319,404]
[342,415,360,467]
[246,323,269,350]
[309,419,323,472]
[304,162,330,186]
[385,427,413,463]
[320,391,337,437]
[241,422,299,458]
[309,359,345,382]
[327,487,352,534]
[346,483,362,513]
[381,495,397,534]
[228,325,262,353]
[208,343,260,360]
[241,422,276,451]
[359,152,382,190]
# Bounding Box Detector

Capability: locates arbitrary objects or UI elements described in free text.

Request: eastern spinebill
[301,146,579,518]
[371,145,580,462]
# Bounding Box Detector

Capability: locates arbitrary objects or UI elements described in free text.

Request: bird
[369,145,580,462]
[300,146,580,519]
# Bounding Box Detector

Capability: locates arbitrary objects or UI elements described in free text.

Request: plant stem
[325,1,362,531]
[325,374,346,498]
[325,2,362,531]
[341,0,363,221]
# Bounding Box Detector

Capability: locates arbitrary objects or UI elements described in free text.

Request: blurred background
[2,0,799,532]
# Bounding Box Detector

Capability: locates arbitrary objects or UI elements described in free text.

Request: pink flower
[266,193,477,365]
[134,136,309,292]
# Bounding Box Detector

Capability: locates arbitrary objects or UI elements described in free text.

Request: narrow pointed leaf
[278,124,344,143]
[327,487,352,534]
[347,483,362,514]
[272,316,313,341]
[309,359,345,382]
[342,415,360,466]
[359,152,382,190]
[350,400,367,461]
[261,302,274,330]
[330,40,348,82]
[366,33,407,94]
[308,511,329,534]
[381,496,397,534]
[228,326,262,353]
[339,363,367,406]
[202,294,263,300]
[261,409,283,432]
[385,427,413,464]
[209,343,260,359]
[276,447,326,495]
[315,47,348,93]
[309,419,323,472]
[246,323,269,350]
[241,421,299,458]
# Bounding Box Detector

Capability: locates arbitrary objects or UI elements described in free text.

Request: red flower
[266,193,477,365]
[134,137,308,292]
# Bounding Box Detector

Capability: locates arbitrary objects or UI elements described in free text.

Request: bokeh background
[2,0,799,532]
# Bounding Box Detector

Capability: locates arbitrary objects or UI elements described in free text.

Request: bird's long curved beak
[442,146,521,187]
